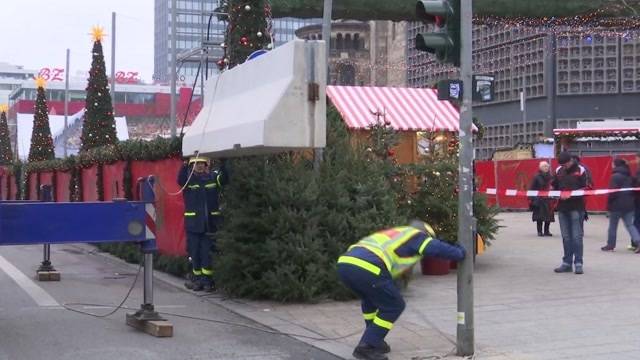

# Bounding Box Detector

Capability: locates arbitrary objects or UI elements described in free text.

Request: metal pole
[170,0,178,138]
[315,0,332,170]
[521,88,526,143]
[64,49,70,157]
[111,12,117,116]
[200,0,205,104]
[143,253,154,306]
[456,0,475,355]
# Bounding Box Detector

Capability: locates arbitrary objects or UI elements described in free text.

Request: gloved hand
[423,239,465,261]
[453,243,466,261]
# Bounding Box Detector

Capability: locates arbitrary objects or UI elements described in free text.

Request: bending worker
[337,220,466,360]
[178,156,228,292]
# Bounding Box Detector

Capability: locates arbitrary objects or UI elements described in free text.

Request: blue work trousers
[337,263,405,347]
[187,231,214,280]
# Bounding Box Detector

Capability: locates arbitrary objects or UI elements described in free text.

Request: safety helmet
[409,219,436,238]
[189,156,209,165]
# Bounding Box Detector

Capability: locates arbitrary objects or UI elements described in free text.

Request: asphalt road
[0,244,342,360]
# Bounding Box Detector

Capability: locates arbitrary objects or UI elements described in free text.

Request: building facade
[296,21,407,87]
[407,23,640,159]
[154,0,321,84]
[0,62,37,105]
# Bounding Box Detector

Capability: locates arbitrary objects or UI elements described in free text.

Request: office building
[407,23,640,159]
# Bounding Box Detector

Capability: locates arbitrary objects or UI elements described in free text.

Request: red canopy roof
[327,85,467,132]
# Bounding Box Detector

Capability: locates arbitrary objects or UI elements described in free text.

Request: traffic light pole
[456,0,474,356]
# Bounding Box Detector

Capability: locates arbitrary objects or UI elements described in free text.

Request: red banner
[28,172,38,200]
[482,155,634,212]
[0,167,7,200]
[578,156,612,212]
[131,158,186,256]
[56,171,71,202]
[474,160,496,206]
[40,172,53,186]
[103,162,126,200]
[82,166,99,202]
[495,159,548,209]
[9,175,16,200]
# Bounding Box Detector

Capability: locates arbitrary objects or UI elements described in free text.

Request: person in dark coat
[552,152,587,274]
[529,161,555,237]
[601,158,640,252]
[177,156,228,291]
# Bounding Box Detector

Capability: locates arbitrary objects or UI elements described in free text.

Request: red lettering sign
[38,68,140,83]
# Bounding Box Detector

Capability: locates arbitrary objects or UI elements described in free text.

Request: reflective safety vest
[347,227,432,278]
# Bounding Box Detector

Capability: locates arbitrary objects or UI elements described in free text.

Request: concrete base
[36,271,61,281]
[126,313,173,337]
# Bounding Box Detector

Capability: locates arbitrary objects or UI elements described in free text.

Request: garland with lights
[269,0,639,21]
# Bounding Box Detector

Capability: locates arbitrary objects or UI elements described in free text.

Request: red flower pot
[421,255,450,275]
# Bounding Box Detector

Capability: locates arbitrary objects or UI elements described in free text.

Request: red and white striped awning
[327,85,463,132]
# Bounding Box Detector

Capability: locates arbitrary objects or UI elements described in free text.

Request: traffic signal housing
[415,0,460,67]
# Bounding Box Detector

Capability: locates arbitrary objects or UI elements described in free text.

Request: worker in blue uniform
[178,156,228,292]
[337,220,466,360]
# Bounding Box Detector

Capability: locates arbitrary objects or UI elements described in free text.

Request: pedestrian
[572,155,593,221]
[336,220,465,360]
[601,158,640,252]
[177,156,228,292]
[529,161,555,237]
[552,151,587,274]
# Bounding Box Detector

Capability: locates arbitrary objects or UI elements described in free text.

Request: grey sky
[1,0,154,82]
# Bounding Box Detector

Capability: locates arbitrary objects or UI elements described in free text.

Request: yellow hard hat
[409,219,436,238]
[188,156,209,165]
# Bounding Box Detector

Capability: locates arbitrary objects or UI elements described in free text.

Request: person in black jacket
[552,152,587,274]
[178,156,228,291]
[601,158,640,252]
[529,161,555,237]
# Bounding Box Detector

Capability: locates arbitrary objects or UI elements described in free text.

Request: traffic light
[415,0,460,67]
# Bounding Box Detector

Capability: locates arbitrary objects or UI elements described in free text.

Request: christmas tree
[0,105,13,164]
[28,77,55,162]
[215,108,404,301]
[223,0,273,68]
[80,26,117,151]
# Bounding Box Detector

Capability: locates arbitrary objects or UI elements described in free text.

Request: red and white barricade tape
[485,187,640,198]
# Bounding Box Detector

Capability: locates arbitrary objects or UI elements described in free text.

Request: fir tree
[215,108,404,301]
[0,106,13,164]
[80,26,117,151]
[225,0,273,68]
[28,78,54,162]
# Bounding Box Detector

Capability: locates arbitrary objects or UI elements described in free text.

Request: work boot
[203,279,216,293]
[554,264,572,273]
[574,264,584,275]
[353,343,388,360]
[376,340,391,354]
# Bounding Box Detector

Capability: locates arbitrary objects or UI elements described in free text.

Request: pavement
[3,212,640,360]
[0,244,340,360]
[155,212,640,360]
